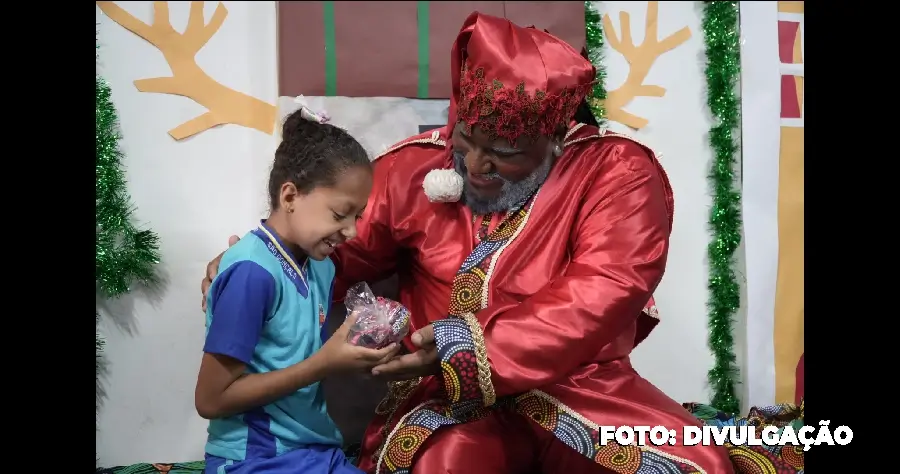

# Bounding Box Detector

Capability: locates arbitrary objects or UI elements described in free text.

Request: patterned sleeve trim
[432,315,497,407]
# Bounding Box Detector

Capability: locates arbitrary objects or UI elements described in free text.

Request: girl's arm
[196,351,328,419]
[195,260,400,419]
[195,260,329,419]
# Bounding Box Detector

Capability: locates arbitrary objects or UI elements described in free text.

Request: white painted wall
[97,1,747,466]
[594,1,738,407]
[739,1,790,408]
[96,1,277,465]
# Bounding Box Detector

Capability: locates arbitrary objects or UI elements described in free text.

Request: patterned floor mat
[685,399,805,473]
[96,462,205,474]
[97,401,803,474]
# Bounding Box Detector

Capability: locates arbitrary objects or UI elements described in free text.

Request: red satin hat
[448,12,596,144]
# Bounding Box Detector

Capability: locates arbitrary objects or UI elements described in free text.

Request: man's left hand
[371,325,439,381]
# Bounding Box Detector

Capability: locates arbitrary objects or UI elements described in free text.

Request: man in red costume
[202,12,733,474]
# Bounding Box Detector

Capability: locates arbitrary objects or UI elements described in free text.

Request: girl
[196,107,398,473]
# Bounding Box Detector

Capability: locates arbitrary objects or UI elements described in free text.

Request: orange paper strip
[598,1,691,130]
[97,1,277,140]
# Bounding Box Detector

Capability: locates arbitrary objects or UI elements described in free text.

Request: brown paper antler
[594,1,692,130]
[96,2,277,140]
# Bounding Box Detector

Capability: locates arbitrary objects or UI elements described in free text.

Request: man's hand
[371,324,439,381]
[200,235,241,312]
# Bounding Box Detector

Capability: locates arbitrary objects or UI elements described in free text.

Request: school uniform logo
[318,304,326,327]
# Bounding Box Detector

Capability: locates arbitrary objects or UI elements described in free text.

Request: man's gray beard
[453,152,555,215]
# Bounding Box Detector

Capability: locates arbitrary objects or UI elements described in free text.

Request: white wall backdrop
[738,2,780,410]
[96,1,278,465]
[595,1,732,408]
[97,1,746,466]
[739,1,804,408]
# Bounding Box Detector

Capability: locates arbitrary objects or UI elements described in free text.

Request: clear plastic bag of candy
[345,282,411,349]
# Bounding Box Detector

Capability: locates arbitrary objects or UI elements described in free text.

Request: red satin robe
[332,123,734,474]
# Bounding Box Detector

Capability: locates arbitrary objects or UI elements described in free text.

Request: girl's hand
[319,312,401,374]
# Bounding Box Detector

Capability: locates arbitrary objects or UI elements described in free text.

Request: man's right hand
[200,235,241,312]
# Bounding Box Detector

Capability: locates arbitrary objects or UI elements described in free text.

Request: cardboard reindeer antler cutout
[96,2,277,140]
[594,2,692,130]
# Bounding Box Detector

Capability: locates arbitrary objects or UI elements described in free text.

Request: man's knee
[530,419,609,474]
[411,412,535,474]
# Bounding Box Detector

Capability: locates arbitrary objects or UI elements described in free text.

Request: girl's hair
[269,109,371,209]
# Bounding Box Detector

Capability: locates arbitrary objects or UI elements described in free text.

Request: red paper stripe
[778,21,800,64]
[780,75,801,119]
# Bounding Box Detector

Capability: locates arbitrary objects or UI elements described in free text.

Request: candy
[345,282,411,349]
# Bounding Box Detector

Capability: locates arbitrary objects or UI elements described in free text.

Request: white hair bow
[293,95,330,124]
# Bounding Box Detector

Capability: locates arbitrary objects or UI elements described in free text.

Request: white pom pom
[422,169,464,203]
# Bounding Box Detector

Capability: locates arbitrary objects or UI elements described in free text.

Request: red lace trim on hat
[456,64,592,144]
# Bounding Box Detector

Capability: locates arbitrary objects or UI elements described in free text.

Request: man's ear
[552,124,568,148]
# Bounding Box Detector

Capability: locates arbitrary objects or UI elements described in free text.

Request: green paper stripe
[416,1,430,98]
[323,1,337,96]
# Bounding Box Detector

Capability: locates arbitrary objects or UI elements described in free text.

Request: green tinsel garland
[96,38,161,411]
[584,1,607,122]
[701,1,742,415]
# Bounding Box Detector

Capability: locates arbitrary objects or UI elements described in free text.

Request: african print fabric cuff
[432,315,496,407]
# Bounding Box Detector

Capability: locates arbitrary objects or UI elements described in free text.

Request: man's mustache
[474,171,503,181]
[465,168,511,185]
